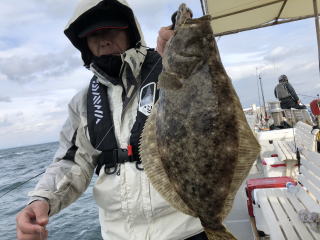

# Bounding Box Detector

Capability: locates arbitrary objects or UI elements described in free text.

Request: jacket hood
[64,0,146,67]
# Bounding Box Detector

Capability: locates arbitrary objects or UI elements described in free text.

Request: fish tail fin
[204,227,237,240]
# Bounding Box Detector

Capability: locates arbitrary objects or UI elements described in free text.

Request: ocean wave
[34,149,49,154]
[1,142,101,240]
[0,151,34,159]
[14,151,29,155]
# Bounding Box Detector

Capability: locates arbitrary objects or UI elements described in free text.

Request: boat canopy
[201,0,320,36]
[201,0,320,75]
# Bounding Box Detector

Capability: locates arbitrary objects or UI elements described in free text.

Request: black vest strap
[95,146,140,175]
[87,50,162,175]
[87,76,117,150]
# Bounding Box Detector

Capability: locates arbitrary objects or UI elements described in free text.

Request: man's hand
[16,200,49,240]
[156,26,174,57]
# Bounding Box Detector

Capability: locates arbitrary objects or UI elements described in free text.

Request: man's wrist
[28,197,51,215]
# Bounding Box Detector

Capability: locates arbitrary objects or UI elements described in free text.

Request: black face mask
[92,55,123,78]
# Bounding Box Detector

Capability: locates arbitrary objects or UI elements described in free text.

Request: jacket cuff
[28,196,49,205]
[28,190,58,216]
[27,197,51,215]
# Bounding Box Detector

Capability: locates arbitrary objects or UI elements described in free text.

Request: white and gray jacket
[28,0,203,239]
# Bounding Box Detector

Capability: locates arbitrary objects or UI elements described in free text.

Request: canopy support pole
[200,0,206,16]
[313,0,320,76]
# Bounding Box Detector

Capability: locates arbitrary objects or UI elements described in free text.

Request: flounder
[140,4,260,239]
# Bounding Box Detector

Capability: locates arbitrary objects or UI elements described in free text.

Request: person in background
[274,74,306,109]
[15,0,208,239]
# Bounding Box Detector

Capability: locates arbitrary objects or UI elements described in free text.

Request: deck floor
[223,161,263,240]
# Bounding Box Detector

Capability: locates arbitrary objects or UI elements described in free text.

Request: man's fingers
[16,210,39,234]
[156,26,174,56]
[16,201,50,240]
[158,26,174,41]
[156,37,165,56]
[16,203,49,233]
[17,218,44,235]
[32,202,49,226]
[17,228,48,240]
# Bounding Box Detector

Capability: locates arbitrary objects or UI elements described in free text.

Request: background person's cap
[278,74,288,83]
[78,19,128,38]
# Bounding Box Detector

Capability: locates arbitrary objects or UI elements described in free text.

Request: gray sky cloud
[0,96,11,102]
[0,48,81,83]
[0,118,13,128]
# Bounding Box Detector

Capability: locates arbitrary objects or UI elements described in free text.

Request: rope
[297,93,318,99]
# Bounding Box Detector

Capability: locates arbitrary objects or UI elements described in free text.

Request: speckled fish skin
[140,7,260,240]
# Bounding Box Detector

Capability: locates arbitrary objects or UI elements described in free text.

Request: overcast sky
[0,0,319,149]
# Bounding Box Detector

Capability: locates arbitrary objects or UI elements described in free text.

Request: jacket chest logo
[91,78,104,124]
[139,82,156,116]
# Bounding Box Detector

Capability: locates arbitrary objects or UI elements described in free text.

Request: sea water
[0,142,102,240]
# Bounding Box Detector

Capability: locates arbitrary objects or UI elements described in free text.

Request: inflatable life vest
[87,51,161,175]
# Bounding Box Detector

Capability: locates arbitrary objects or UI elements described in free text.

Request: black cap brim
[78,20,128,38]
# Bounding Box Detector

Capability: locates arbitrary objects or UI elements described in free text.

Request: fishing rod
[0,171,45,200]
[259,73,268,120]
[256,70,269,127]
[255,68,264,125]
[256,68,262,109]
[297,93,318,99]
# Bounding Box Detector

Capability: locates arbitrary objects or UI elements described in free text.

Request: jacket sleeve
[28,88,101,216]
[274,86,278,98]
[286,83,299,102]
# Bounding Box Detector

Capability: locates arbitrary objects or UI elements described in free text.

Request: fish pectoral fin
[204,226,237,240]
[158,71,183,90]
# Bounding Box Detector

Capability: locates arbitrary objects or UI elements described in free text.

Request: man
[16,0,207,239]
[274,74,306,109]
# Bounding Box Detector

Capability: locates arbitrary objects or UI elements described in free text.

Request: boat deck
[224,161,263,240]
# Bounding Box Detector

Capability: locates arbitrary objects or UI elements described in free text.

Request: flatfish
[140,4,260,239]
